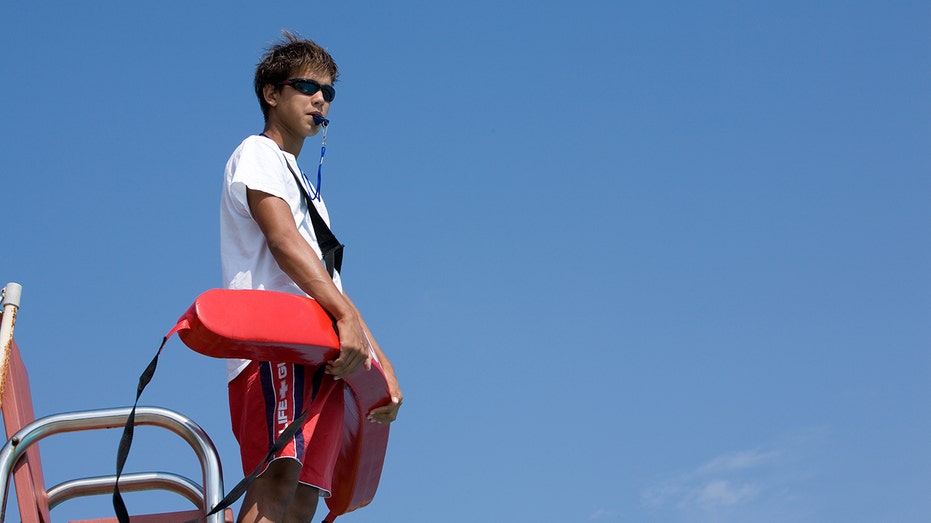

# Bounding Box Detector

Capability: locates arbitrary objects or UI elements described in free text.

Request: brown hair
[254,31,339,121]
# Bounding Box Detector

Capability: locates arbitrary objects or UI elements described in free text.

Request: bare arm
[247,188,370,377]
[344,293,403,424]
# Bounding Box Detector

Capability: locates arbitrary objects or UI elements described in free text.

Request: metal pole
[0,406,227,523]
[0,283,23,406]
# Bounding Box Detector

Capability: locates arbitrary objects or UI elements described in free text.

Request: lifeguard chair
[0,282,233,523]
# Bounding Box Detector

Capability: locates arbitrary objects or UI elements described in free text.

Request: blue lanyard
[312,124,327,201]
[260,127,326,201]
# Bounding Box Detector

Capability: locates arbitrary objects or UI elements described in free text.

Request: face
[263,68,334,138]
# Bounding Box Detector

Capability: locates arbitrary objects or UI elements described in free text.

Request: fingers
[327,323,374,376]
[367,396,401,425]
[326,337,374,377]
[326,347,366,377]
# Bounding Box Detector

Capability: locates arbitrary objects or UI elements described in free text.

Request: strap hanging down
[113,332,170,523]
[285,161,344,278]
[115,156,347,522]
[113,325,325,523]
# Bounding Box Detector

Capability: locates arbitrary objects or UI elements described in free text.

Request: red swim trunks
[229,360,344,497]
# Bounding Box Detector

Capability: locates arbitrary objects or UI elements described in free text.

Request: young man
[220,32,402,523]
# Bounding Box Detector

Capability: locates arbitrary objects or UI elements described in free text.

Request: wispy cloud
[589,507,622,520]
[642,448,779,513]
[608,428,827,522]
[691,449,779,477]
[693,479,759,509]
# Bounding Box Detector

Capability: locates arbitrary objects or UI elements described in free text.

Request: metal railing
[0,385,227,522]
[0,282,229,522]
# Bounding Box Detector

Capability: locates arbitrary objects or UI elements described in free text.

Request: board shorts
[229,360,344,497]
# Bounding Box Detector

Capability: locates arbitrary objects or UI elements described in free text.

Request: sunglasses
[278,78,336,102]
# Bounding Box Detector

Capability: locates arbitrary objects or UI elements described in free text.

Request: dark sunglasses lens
[293,80,320,96]
[291,80,335,102]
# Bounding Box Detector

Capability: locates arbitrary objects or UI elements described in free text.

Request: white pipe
[0,284,22,310]
[0,283,23,406]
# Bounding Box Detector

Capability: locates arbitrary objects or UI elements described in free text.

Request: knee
[284,484,320,523]
[260,458,303,485]
[239,460,303,521]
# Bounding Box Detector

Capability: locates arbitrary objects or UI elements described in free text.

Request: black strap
[114,157,345,523]
[113,337,167,523]
[285,162,344,278]
[192,366,326,523]
[114,341,327,523]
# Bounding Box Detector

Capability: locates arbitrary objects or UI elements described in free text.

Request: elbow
[264,234,288,257]
[265,233,300,266]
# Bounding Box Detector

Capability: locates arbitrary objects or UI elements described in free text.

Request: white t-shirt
[220,134,343,381]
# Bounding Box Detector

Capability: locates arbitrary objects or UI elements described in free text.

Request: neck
[260,126,304,157]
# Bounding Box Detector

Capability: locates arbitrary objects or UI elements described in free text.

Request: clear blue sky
[2,1,929,522]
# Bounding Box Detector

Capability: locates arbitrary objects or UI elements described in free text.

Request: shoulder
[225,134,299,206]
[232,135,283,163]
[227,135,291,180]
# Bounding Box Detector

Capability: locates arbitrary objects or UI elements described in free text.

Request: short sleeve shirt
[220,134,342,380]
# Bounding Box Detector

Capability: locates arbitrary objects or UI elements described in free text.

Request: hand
[326,316,372,378]
[368,381,402,425]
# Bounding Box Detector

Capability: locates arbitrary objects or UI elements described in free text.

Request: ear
[263,84,279,109]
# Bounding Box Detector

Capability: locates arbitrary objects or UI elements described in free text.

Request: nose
[310,89,328,107]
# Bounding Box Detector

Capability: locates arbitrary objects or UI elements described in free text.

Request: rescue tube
[172,289,391,522]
